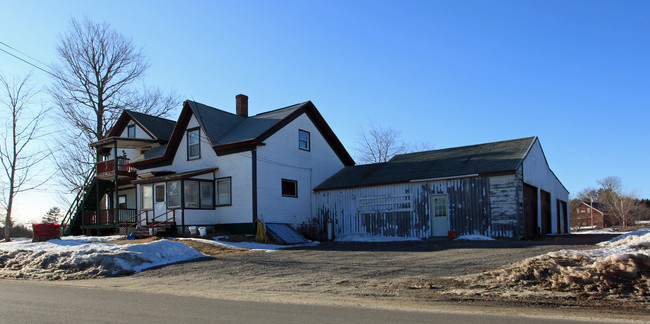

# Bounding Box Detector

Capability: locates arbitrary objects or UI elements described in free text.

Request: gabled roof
[580,201,608,214]
[315,137,537,191]
[107,110,176,141]
[131,100,354,168]
[124,110,176,141]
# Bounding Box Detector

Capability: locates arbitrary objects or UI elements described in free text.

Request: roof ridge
[125,109,176,123]
[253,101,310,117]
[393,136,537,159]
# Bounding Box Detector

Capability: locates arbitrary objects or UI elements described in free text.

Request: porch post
[114,140,119,230]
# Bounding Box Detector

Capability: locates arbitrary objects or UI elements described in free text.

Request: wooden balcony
[97,157,136,180]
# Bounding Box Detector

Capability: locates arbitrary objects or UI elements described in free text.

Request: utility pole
[590,197,594,228]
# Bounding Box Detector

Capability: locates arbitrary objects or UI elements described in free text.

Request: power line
[0,47,56,78]
[0,41,53,70]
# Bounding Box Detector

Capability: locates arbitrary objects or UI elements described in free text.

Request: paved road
[0,280,615,324]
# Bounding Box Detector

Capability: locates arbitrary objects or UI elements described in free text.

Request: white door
[153,183,166,222]
[430,195,449,237]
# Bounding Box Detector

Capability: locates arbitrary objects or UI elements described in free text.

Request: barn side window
[281,179,298,198]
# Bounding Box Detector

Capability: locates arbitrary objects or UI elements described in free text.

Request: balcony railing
[97,157,135,177]
[84,208,137,226]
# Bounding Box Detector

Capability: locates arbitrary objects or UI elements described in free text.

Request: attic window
[187,128,200,160]
[127,124,135,138]
[299,130,310,151]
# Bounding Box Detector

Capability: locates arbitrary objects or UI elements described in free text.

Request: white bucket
[188,226,197,235]
[198,227,207,237]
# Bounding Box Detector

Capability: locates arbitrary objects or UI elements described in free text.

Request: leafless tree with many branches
[0,73,50,241]
[49,17,178,192]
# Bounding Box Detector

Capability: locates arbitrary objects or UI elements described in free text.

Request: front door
[430,195,449,237]
[153,183,166,222]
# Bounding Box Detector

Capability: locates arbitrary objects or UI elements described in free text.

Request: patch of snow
[176,237,319,252]
[455,234,495,241]
[333,233,421,243]
[0,236,205,280]
[572,229,628,235]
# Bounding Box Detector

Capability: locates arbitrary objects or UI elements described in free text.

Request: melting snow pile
[0,237,205,280]
[472,231,650,300]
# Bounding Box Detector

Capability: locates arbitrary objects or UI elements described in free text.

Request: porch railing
[122,209,179,237]
[83,208,137,226]
[97,157,135,176]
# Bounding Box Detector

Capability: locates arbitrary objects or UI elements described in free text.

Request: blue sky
[1,1,649,223]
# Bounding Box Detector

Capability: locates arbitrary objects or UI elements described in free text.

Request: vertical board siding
[314,175,523,239]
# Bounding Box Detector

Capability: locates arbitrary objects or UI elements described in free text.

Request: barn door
[540,190,551,235]
[523,184,538,238]
[430,195,449,237]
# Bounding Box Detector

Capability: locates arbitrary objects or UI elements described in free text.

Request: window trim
[216,177,232,207]
[127,124,136,138]
[281,178,298,198]
[298,129,310,151]
[187,127,201,160]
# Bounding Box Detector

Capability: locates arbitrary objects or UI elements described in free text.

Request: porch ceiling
[90,136,161,149]
[132,168,218,184]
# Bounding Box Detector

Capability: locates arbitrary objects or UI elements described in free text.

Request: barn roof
[315,136,537,191]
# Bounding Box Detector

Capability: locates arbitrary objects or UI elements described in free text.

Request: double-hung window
[127,124,135,138]
[187,128,200,160]
[298,130,310,151]
[216,177,232,206]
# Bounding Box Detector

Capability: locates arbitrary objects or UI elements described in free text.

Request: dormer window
[127,124,135,138]
[299,130,310,151]
[187,127,200,160]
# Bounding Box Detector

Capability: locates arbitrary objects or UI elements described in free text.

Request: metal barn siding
[315,175,524,239]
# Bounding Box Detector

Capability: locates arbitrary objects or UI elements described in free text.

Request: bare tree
[0,73,49,241]
[356,123,408,163]
[356,123,434,164]
[49,17,178,191]
[590,176,639,229]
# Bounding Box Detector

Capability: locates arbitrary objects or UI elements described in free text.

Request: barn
[313,137,569,239]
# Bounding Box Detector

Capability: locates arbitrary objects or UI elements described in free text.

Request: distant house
[570,202,613,228]
[314,137,569,239]
[62,95,353,236]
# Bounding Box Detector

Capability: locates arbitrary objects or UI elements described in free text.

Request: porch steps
[265,223,309,244]
[131,222,176,238]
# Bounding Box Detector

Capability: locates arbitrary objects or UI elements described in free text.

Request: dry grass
[172,239,250,257]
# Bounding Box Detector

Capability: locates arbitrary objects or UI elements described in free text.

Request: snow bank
[334,233,421,243]
[474,231,650,299]
[177,237,318,251]
[0,237,205,280]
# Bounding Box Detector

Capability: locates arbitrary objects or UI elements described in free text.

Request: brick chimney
[236,94,248,117]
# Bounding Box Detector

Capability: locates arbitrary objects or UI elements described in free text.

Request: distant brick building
[570,202,615,228]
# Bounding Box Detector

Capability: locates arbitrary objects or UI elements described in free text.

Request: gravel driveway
[61,235,625,306]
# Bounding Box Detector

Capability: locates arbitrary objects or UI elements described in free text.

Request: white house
[63,95,354,236]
